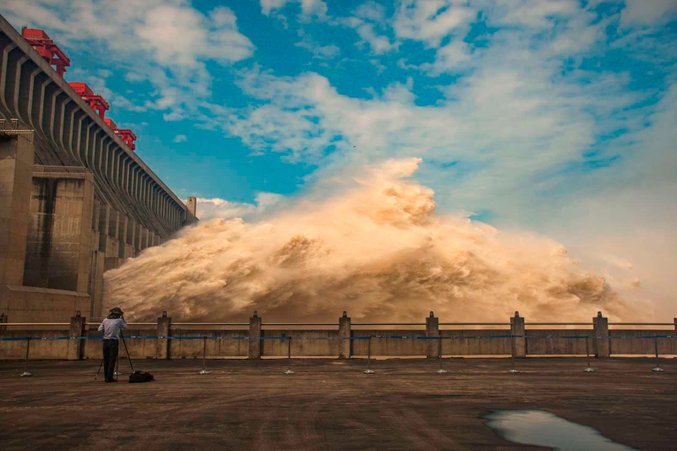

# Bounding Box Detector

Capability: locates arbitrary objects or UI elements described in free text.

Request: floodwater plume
[105,158,633,322]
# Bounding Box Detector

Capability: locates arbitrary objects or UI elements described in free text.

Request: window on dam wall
[23,177,84,291]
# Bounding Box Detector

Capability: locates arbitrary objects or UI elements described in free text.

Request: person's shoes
[105,379,117,383]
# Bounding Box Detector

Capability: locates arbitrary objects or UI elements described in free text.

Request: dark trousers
[102,339,119,381]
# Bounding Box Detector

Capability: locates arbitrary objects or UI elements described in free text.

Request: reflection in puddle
[486,410,636,451]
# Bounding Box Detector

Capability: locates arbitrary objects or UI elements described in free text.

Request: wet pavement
[0,357,675,450]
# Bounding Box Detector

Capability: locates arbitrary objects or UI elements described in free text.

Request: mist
[104,158,634,322]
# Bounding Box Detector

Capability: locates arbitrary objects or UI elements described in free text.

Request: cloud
[173,134,188,143]
[2,0,253,120]
[340,1,396,54]
[190,192,286,220]
[294,30,341,59]
[3,0,253,68]
[135,5,253,66]
[394,0,475,47]
[621,0,677,27]
[260,0,328,20]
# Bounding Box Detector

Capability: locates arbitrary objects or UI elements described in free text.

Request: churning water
[486,410,636,450]
[105,158,633,322]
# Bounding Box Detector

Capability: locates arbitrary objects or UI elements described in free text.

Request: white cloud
[483,0,580,28]
[339,1,395,54]
[135,5,253,67]
[173,134,188,143]
[260,0,328,20]
[394,0,475,47]
[420,39,472,74]
[2,0,253,120]
[294,30,341,59]
[261,0,289,16]
[191,193,286,220]
[4,0,253,68]
[621,0,677,27]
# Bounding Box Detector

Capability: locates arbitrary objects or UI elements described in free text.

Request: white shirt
[98,317,128,340]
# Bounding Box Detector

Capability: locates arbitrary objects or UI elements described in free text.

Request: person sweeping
[98,307,127,383]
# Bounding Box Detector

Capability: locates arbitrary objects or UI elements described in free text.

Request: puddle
[485,410,636,451]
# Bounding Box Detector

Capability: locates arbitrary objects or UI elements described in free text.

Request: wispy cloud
[3,0,253,120]
[189,192,287,220]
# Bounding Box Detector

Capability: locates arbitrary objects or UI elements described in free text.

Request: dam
[0,15,196,322]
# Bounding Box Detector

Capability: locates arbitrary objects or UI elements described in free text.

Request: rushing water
[485,410,637,451]
[105,158,633,322]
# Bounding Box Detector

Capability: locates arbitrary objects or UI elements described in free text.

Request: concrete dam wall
[0,15,196,323]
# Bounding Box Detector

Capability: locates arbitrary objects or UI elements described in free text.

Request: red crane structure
[68,82,110,118]
[115,128,137,151]
[104,117,117,130]
[105,117,136,151]
[20,27,70,76]
[22,26,137,152]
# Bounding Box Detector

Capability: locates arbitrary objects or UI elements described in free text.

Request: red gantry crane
[105,118,137,151]
[68,82,110,118]
[23,26,137,152]
[20,27,70,76]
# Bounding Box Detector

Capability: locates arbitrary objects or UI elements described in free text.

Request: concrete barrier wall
[1,311,674,360]
[260,330,340,357]
[83,327,156,360]
[0,330,72,359]
[525,329,591,355]
[442,330,512,355]
[171,329,249,358]
[352,330,427,356]
[610,330,676,355]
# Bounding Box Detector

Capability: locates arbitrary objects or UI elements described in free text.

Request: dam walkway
[0,358,675,450]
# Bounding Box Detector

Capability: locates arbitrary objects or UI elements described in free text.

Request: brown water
[105,159,633,322]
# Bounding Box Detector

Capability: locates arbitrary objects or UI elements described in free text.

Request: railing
[1,311,675,363]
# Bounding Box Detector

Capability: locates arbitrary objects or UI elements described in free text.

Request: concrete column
[593,311,609,358]
[338,311,351,359]
[425,311,439,359]
[510,311,526,358]
[156,311,171,360]
[68,311,86,360]
[187,196,197,218]
[248,311,262,359]
[76,173,94,294]
[0,136,34,287]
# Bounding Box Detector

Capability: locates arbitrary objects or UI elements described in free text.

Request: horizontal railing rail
[2,321,675,327]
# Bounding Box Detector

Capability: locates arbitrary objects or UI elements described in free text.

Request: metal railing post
[652,335,664,372]
[156,311,172,360]
[284,335,294,375]
[199,336,210,375]
[436,336,447,374]
[584,336,594,372]
[20,337,32,377]
[364,336,374,374]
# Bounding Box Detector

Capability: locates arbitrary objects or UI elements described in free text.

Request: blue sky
[2,1,676,314]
